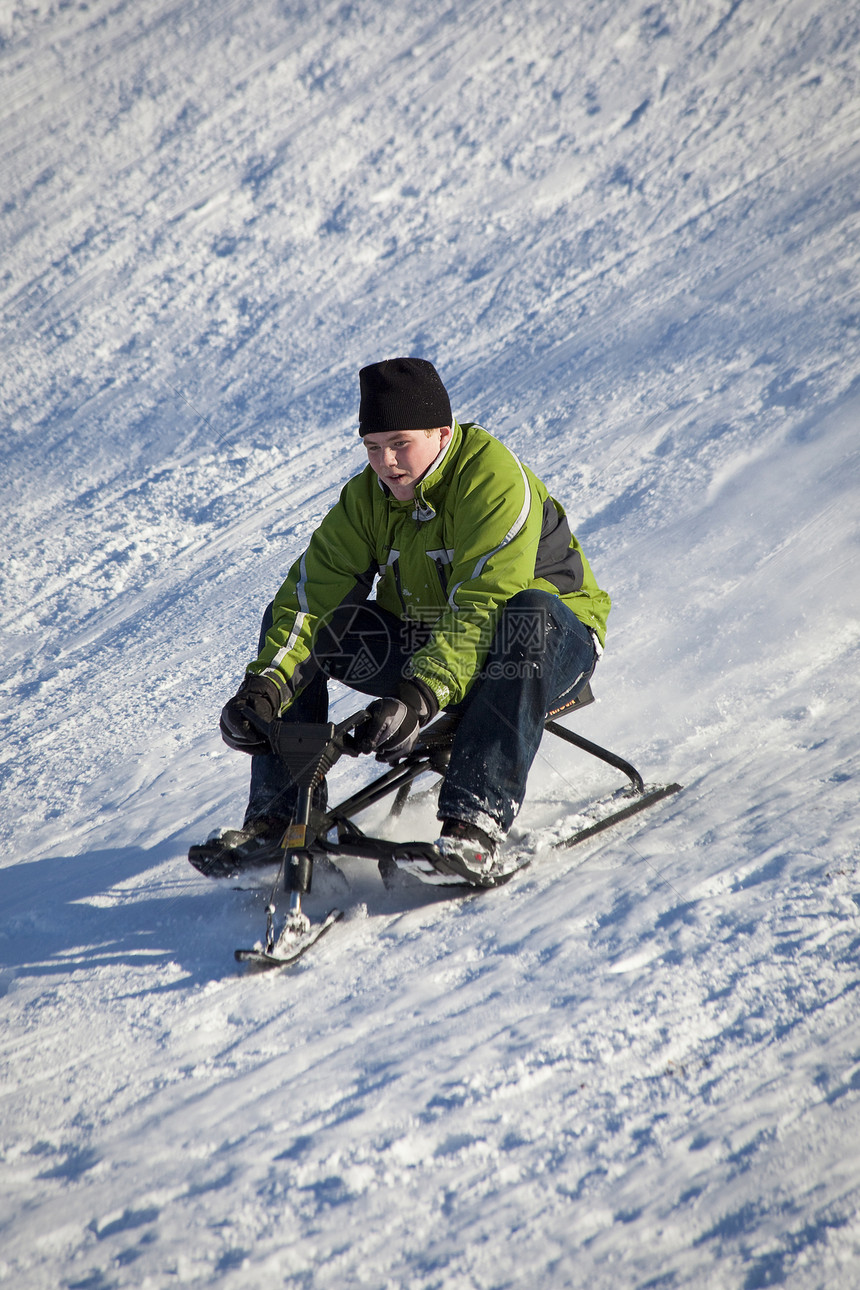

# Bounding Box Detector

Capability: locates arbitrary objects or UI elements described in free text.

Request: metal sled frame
[256,682,681,935]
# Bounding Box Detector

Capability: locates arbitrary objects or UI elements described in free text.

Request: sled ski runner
[187,685,681,967]
[235,909,343,969]
[553,780,683,849]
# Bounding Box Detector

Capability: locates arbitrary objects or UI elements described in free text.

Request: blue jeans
[245,590,597,838]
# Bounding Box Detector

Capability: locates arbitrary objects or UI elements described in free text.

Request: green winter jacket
[248,420,610,711]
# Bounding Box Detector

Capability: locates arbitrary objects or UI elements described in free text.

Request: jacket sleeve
[246,480,377,708]
[408,444,544,708]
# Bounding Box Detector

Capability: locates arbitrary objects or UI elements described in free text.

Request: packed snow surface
[2,1,859,1286]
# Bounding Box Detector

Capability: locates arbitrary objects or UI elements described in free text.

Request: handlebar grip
[335,709,370,756]
[239,704,272,737]
[334,709,369,737]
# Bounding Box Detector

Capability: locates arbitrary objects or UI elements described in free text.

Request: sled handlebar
[332,710,370,757]
[240,704,370,759]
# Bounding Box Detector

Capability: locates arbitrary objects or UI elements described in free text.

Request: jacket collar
[410,420,462,521]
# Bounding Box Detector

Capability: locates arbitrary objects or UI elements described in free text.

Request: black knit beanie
[358,357,452,436]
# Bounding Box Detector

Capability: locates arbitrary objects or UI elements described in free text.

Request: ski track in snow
[1,1,860,1286]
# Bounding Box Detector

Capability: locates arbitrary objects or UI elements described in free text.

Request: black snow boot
[187,815,290,879]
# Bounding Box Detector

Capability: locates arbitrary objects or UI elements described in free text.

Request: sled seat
[546,679,595,720]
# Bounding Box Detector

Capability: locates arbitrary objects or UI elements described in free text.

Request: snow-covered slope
[2,1,859,1285]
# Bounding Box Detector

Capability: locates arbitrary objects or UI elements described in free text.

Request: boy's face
[363,426,452,500]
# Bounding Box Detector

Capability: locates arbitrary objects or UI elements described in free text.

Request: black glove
[355,679,439,763]
[220,674,283,755]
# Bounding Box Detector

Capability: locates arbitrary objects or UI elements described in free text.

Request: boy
[202,357,610,885]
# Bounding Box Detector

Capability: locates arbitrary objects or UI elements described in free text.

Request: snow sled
[193,685,681,968]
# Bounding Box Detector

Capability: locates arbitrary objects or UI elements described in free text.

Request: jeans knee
[489,591,554,668]
[505,588,552,613]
